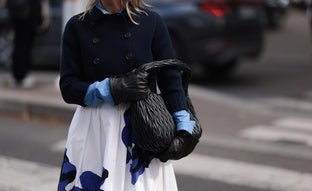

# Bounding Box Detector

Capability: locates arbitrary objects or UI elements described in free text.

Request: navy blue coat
[59,6,187,113]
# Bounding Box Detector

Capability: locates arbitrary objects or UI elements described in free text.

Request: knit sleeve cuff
[163,92,188,113]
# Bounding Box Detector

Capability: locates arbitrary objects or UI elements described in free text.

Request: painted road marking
[51,139,66,153]
[240,117,312,147]
[240,125,312,146]
[274,117,312,131]
[2,154,312,191]
[0,156,59,191]
[173,153,312,191]
[257,97,312,113]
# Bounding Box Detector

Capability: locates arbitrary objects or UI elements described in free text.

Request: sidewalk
[0,71,75,121]
[0,69,272,124]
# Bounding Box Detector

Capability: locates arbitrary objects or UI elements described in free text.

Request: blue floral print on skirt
[57,104,178,191]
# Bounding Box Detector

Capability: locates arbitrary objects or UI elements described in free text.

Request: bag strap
[137,59,192,95]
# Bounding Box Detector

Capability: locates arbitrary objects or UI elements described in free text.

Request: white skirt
[57,103,178,191]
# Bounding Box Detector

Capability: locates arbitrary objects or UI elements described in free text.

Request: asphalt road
[1,86,312,191]
[1,8,312,191]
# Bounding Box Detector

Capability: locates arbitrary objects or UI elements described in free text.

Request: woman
[7,0,42,87]
[58,0,197,190]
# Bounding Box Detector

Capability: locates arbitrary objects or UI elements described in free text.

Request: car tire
[265,7,287,29]
[205,59,238,78]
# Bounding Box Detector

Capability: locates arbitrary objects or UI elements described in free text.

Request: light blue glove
[172,110,195,134]
[84,78,115,106]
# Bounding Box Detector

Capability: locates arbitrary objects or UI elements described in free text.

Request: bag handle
[136,59,192,95]
[137,59,202,140]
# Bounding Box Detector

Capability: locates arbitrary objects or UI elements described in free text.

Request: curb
[0,99,75,122]
[0,83,273,123]
[0,71,75,122]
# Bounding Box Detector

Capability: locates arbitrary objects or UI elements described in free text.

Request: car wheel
[265,7,286,29]
[205,59,238,78]
[0,28,14,69]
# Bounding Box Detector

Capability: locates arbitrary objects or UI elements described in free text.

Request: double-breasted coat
[59,6,188,113]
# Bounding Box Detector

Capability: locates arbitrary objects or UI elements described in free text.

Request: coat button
[124,32,131,39]
[125,52,133,60]
[93,57,100,65]
[92,37,99,44]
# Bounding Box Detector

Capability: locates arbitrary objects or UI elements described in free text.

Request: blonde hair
[81,0,148,25]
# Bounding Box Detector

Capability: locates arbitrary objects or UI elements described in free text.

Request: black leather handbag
[130,59,202,156]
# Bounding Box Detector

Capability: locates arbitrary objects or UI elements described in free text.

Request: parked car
[147,0,265,76]
[0,0,265,77]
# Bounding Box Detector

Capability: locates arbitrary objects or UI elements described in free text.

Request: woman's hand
[110,69,150,105]
[158,130,198,162]
[158,110,199,162]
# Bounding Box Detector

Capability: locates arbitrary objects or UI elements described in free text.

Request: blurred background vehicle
[0,0,265,77]
[262,0,289,29]
[289,0,309,10]
[147,0,265,77]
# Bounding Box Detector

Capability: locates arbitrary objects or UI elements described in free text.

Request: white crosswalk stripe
[256,97,312,114]
[3,117,312,191]
[173,154,312,191]
[51,139,66,153]
[0,156,59,191]
[240,125,312,146]
[240,117,312,147]
[274,117,312,131]
[2,153,312,191]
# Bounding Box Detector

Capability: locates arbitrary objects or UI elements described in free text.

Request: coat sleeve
[59,17,91,106]
[151,13,188,113]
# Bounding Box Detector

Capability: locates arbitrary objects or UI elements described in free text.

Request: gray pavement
[0,71,75,121]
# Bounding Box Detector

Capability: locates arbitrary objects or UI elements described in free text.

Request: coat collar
[89,5,128,23]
